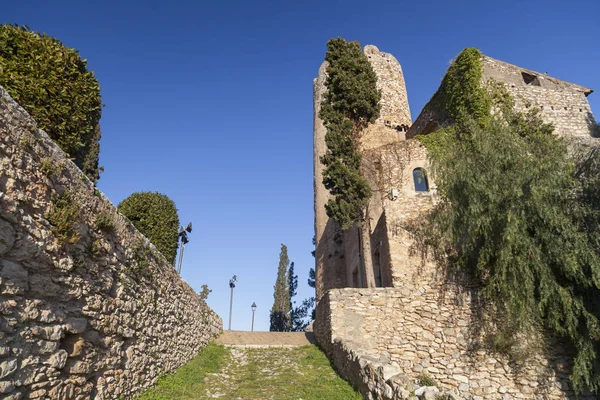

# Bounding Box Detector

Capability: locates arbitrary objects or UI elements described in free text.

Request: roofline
[482,55,594,95]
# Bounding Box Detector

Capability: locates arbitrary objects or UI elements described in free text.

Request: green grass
[137,344,362,400]
[137,343,228,400]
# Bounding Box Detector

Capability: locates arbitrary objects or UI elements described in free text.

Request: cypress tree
[319,37,381,287]
[270,244,291,332]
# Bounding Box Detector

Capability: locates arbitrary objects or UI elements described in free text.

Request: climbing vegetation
[117,192,179,264]
[419,48,600,393]
[47,191,80,245]
[320,37,381,229]
[0,24,103,183]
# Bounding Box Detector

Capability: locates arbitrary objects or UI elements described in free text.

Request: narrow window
[521,71,541,86]
[413,168,429,192]
[373,250,383,287]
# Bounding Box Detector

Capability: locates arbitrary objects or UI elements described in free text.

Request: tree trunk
[360,205,375,288]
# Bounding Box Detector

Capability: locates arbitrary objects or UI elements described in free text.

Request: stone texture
[0,85,222,399]
[313,47,598,400]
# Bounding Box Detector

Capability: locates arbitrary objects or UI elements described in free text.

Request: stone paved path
[214,330,315,347]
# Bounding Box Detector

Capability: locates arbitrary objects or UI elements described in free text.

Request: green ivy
[319,37,381,229]
[420,48,490,128]
[0,24,103,183]
[117,192,180,264]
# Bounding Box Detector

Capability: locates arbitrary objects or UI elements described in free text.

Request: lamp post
[228,275,237,330]
[176,222,192,274]
[251,302,257,332]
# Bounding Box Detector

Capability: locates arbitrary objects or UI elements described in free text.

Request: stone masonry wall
[315,287,594,400]
[0,85,222,400]
[481,56,596,139]
[407,54,597,140]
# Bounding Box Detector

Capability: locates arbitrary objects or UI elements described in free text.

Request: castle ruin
[313,45,597,399]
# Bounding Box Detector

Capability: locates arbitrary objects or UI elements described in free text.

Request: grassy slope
[137,344,362,400]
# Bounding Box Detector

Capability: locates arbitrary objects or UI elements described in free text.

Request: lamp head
[185,222,192,233]
[251,302,257,311]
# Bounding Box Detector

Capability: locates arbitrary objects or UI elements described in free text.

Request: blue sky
[3,0,599,332]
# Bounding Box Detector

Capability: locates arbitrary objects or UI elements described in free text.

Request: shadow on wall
[316,218,347,299]
[586,111,599,138]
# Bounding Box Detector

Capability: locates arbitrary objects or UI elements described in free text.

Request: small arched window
[413,168,429,192]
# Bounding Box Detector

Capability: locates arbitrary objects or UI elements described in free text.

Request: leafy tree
[270,244,291,332]
[117,192,180,264]
[0,24,103,183]
[319,37,381,287]
[308,267,316,288]
[423,107,600,394]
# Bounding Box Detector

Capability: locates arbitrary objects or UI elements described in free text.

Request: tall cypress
[319,37,381,287]
[270,244,291,332]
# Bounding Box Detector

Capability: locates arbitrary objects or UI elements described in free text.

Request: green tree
[423,111,600,394]
[319,37,381,287]
[117,192,180,264]
[270,244,291,332]
[0,24,103,183]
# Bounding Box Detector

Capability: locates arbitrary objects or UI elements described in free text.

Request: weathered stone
[0,219,16,256]
[45,350,67,369]
[0,260,28,294]
[65,318,87,334]
[0,358,18,379]
[0,380,15,394]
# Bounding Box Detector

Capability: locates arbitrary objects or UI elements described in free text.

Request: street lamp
[228,275,237,330]
[251,302,257,332]
[176,222,192,274]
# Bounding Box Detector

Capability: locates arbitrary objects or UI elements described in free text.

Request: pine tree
[270,244,291,332]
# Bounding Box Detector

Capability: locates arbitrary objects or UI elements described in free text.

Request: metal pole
[251,309,255,332]
[228,286,234,330]
[177,241,185,274]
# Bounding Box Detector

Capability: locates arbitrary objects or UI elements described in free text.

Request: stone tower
[313,45,413,299]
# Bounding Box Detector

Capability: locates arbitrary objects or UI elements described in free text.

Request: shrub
[0,24,103,183]
[46,191,80,244]
[117,192,179,264]
[95,211,114,234]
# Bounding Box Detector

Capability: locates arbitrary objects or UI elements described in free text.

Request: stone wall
[315,287,594,400]
[407,53,597,140]
[0,85,222,400]
[481,56,596,139]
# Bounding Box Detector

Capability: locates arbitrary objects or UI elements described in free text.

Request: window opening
[413,168,429,192]
[521,72,541,86]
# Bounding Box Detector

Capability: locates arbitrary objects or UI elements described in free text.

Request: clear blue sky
[3,0,599,332]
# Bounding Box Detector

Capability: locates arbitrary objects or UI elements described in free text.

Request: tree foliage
[117,192,180,264]
[270,244,291,332]
[319,37,381,229]
[419,48,600,393]
[0,24,103,183]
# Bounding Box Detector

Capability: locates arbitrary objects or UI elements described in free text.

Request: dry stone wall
[0,85,222,400]
[315,287,593,400]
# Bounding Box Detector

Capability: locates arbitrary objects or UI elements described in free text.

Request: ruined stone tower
[313,45,415,300]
